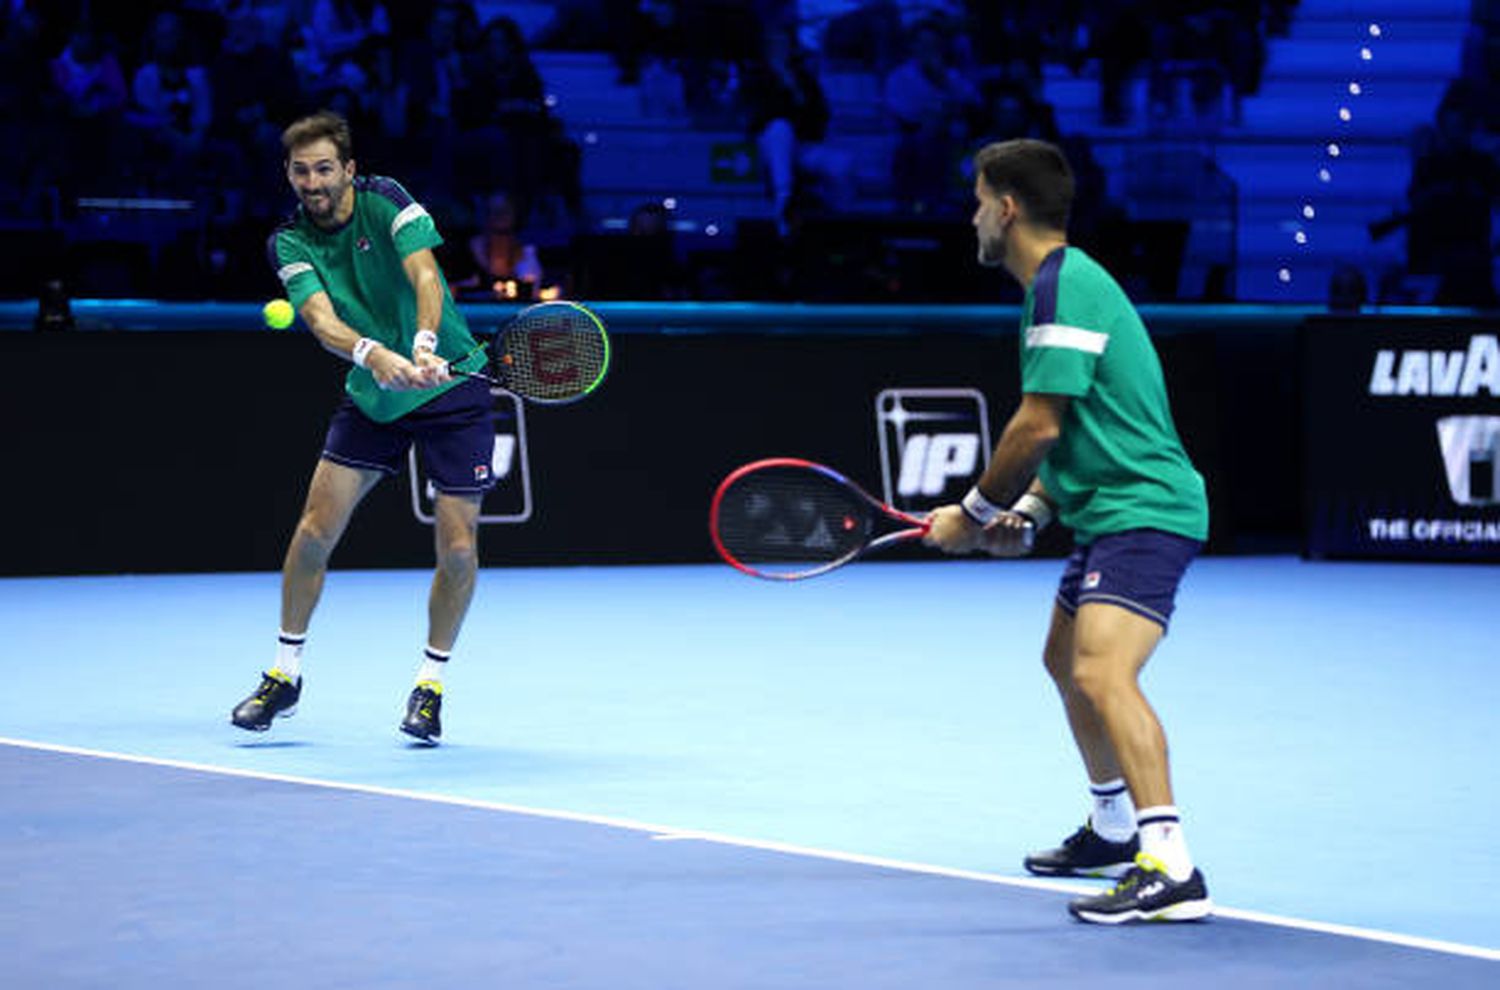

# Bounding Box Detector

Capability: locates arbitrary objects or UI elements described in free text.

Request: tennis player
[231,110,494,744]
[925,138,1212,923]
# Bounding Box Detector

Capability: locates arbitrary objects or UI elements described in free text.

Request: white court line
[4,736,1497,964]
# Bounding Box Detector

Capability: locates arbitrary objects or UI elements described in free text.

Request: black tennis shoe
[400,683,443,744]
[1068,854,1213,924]
[1023,823,1139,878]
[231,670,301,731]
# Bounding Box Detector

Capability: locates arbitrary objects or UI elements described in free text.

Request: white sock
[1088,778,1136,842]
[272,630,305,681]
[415,646,449,688]
[1136,805,1195,881]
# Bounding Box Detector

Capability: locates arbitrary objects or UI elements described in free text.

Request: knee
[1069,651,1123,706]
[435,539,478,577]
[293,512,339,555]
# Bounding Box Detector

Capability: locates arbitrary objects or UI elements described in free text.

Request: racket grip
[449,364,502,387]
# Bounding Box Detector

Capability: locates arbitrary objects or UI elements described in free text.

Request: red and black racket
[709,458,930,580]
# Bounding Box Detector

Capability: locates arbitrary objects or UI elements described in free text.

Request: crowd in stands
[0,0,1299,304]
[1363,1,1500,308]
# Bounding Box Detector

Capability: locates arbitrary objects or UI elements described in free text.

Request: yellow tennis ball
[263,299,295,329]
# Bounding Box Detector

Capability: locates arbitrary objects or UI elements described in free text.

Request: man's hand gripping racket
[710,458,1037,580]
[924,504,1036,558]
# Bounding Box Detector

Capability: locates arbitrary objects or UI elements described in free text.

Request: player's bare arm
[402,249,452,387]
[298,290,426,391]
[925,393,1068,554]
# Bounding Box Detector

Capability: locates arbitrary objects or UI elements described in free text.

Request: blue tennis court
[2,557,1497,986]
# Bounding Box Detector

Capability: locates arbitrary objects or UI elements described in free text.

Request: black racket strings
[717,468,873,564]
[498,308,607,402]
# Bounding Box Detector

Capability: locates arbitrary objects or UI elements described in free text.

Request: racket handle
[448,365,503,387]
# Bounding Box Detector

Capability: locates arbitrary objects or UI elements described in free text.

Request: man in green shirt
[926,138,1212,924]
[231,111,494,745]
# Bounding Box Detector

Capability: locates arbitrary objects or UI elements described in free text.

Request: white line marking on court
[3,736,1497,963]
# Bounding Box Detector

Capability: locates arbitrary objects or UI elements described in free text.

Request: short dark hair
[282,111,353,163]
[973,139,1074,232]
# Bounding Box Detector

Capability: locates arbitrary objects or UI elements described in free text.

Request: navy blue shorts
[1056,529,1202,631]
[322,378,498,495]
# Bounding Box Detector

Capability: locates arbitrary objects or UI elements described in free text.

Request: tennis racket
[710,458,931,580]
[449,300,610,404]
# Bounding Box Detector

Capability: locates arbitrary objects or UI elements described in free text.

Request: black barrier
[1303,317,1500,561]
[0,308,1252,576]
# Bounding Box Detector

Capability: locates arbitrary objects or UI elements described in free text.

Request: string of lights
[1279,22,1384,289]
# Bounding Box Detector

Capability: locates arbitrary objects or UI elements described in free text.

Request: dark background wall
[0,302,1316,576]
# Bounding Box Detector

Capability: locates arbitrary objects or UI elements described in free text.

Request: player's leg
[1062,529,1211,923]
[1068,602,1171,810]
[428,490,482,652]
[1044,604,1124,785]
[401,379,496,743]
[282,457,384,634]
[233,395,405,732]
[1024,601,1140,878]
[231,457,383,731]
[400,490,480,744]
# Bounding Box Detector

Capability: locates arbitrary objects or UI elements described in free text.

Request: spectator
[453,16,581,227]
[5,3,56,213]
[624,200,692,298]
[1085,0,1153,126]
[539,1,679,85]
[209,7,302,215]
[1376,82,1500,306]
[818,0,904,74]
[297,0,389,99]
[573,200,693,300]
[411,1,474,141]
[446,190,540,299]
[354,34,415,174]
[1327,264,1368,314]
[49,18,130,194]
[0,6,45,125]
[129,10,214,182]
[742,24,851,236]
[883,18,981,214]
[50,19,128,122]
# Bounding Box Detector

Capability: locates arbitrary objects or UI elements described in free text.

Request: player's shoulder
[356,174,421,211]
[1055,248,1131,312]
[266,213,306,263]
[1055,246,1111,286]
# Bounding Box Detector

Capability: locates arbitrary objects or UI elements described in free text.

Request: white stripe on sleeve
[1025,323,1108,355]
[390,202,429,238]
[277,261,313,285]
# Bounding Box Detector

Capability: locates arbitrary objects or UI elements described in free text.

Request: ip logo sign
[876,388,992,513]
[409,389,533,524]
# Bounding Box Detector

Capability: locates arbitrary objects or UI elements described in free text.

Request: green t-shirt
[268,175,486,423]
[1019,247,1208,544]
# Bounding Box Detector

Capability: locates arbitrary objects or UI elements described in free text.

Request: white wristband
[960,487,1003,526]
[351,337,378,368]
[1011,493,1053,530]
[413,329,438,354]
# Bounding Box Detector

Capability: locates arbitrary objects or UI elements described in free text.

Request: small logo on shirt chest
[356,236,372,252]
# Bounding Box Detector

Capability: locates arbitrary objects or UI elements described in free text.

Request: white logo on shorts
[1083,570,1102,589]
